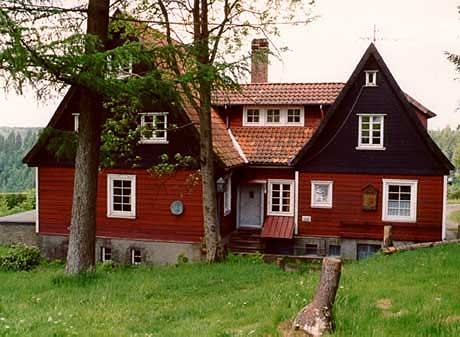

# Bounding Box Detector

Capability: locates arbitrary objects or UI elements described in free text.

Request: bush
[449,188,460,200]
[0,244,41,271]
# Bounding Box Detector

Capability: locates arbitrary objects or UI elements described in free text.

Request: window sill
[382,217,416,223]
[355,146,386,151]
[139,139,169,145]
[267,212,294,217]
[107,214,136,219]
[224,210,231,216]
[311,204,332,209]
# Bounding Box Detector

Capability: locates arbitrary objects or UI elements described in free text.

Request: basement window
[305,244,318,255]
[328,245,341,257]
[131,248,142,265]
[365,70,378,86]
[101,247,112,262]
[140,112,168,144]
[107,174,136,218]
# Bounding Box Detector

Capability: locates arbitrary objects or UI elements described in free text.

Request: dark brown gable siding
[296,56,448,175]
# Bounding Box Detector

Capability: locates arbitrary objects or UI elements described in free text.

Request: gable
[292,44,453,175]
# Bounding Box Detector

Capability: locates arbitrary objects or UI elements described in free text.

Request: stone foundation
[0,223,38,247]
[39,234,203,265]
[293,236,414,260]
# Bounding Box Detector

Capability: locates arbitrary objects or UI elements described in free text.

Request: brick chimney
[251,38,269,83]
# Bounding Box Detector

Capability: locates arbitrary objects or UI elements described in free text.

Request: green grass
[447,199,460,204]
[1,246,460,336]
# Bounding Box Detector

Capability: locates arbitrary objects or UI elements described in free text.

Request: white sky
[1,0,459,129]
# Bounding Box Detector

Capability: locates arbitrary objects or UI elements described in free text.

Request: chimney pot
[251,38,269,83]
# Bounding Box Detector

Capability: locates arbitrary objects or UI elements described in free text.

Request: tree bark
[65,0,109,274]
[294,257,342,337]
[383,225,393,248]
[194,0,223,262]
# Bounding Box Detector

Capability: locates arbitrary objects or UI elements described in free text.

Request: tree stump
[293,257,342,337]
[383,225,393,248]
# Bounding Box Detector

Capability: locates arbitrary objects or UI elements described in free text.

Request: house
[24,40,454,263]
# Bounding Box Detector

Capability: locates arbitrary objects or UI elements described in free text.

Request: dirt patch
[375,298,392,310]
[278,320,309,337]
[445,316,460,324]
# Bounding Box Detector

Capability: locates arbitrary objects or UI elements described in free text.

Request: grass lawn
[448,209,460,224]
[1,246,460,337]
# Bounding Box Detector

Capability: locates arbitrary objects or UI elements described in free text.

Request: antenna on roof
[359,24,400,44]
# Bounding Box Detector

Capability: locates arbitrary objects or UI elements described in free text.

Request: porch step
[227,229,265,253]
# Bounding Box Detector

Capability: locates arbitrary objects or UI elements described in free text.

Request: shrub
[0,244,41,271]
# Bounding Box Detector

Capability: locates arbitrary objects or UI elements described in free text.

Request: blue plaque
[170,200,184,215]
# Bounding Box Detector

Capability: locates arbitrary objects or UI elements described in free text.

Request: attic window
[365,70,378,87]
[107,54,133,79]
[243,107,304,126]
[140,112,168,144]
[72,113,79,132]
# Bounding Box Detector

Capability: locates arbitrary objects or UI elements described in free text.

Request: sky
[1,0,459,129]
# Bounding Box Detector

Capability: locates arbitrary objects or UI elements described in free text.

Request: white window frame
[242,106,304,126]
[72,113,80,132]
[365,70,378,87]
[107,174,136,219]
[311,180,333,208]
[101,246,112,262]
[139,112,169,144]
[356,114,386,150]
[382,179,418,223]
[267,179,295,216]
[131,248,142,265]
[224,175,232,216]
[107,54,133,79]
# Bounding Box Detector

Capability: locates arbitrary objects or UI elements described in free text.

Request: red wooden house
[24,41,453,263]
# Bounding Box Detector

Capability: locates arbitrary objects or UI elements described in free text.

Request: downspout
[294,171,299,235]
[35,167,39,234]
[442,175,447,240]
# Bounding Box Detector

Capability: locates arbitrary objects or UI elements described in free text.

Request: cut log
[294,257,342,337]
[383,225,393,248]
[382,239,460,255]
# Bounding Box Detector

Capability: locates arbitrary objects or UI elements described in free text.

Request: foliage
[1,246,460,335]
[448,209,460,224]
[0,190,35,217]
[0,244,41,271]
[0,128,39,192]
[149,153,197,176]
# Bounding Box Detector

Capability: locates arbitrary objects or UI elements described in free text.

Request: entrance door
[238,184,263,228]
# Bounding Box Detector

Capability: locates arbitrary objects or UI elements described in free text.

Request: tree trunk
[195,0,223,262]
[294,257,342,337]
[65,0,109,274]
[383,225,393,248]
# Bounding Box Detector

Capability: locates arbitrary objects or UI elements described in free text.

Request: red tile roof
[261,216,295,239]
[231,126,315,165]
[213,82,345,106]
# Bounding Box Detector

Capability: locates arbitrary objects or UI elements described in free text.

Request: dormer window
[72,113,80,132]
[107,54,133,79]
[356,114,385,150]
[266,109,280,123]
[140,112,168,144]
[243,107,304,126]
[246,109,260,124]
[365,70,378,86]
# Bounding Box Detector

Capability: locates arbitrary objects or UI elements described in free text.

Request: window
[243,107,304,126]
[101,247,112,262]
[107,54,133,79]
[131,248,142,265]
[140,112,168,144]
[268,180,294,216]
[311,181,333,208]
[357,114,385,149]
[328,245,341,256]
[357,244,380,260]
[287,109,301,123]
[266,109,280,123]
[365,70,378,86]
[246,109,260,124]
[107,174,136,218]
[382,179,418,222]
[224,175,232,216]
[72,113,80,132]
[305,244,318,255]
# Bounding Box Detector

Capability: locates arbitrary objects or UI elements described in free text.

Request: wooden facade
[38,167,204,242]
